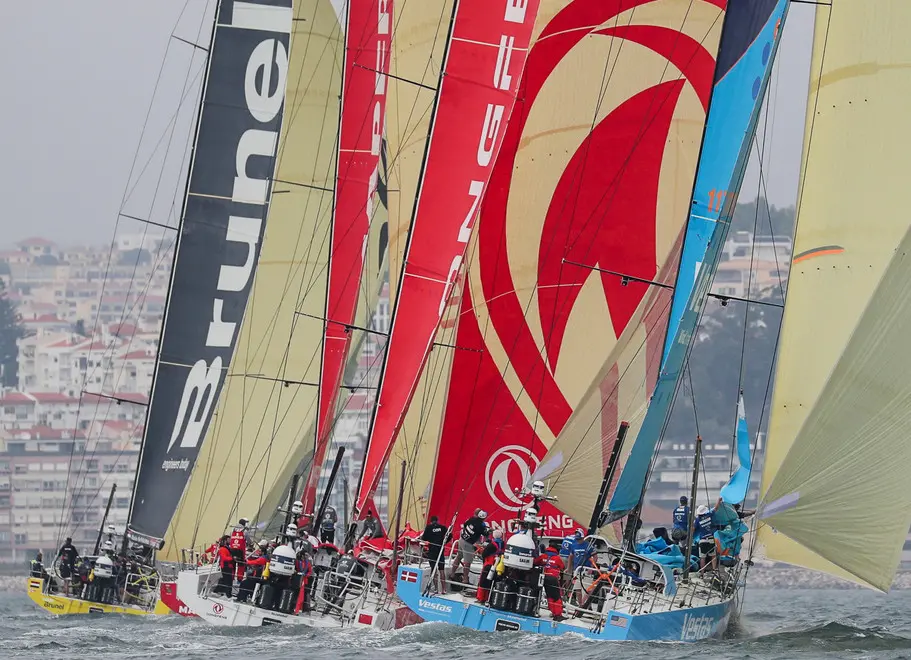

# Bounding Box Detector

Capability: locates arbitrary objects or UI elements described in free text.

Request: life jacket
[229,526,246,551]
[695,512,714,539]
[245,553,267,577]
[218,546,234,569]
[535,548,564,578]
[672,505,689,530]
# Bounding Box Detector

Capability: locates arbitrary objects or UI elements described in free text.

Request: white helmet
[285,523,298,537]
[696,505,710,516]
[106,524,116,534]
[291,501,304,516]
[477,509,488,520]
[102,540,114,551]
[531,480,545,497]
[238,517,250,527]
[522,509,538,525]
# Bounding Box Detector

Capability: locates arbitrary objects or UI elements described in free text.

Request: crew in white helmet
[449,508,489,587]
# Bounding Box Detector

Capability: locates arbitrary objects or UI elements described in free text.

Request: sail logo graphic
[164,0,291,464]
[485,445,540,511]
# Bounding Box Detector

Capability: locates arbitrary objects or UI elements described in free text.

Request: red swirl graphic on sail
[428,0,722,533]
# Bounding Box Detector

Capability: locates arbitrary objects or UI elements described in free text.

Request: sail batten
[758,0,911,591]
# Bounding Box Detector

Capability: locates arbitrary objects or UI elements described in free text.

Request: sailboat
[395,0,790,640]
[172,0,539,628]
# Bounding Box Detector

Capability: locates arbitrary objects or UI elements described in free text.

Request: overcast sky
[0,1,814,249]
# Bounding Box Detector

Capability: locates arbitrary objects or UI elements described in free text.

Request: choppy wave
[4,589,911,659]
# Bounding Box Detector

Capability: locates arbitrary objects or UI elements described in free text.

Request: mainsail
[302,0,393,513]
[127,0,293,548]
[162,0,343,558]
[758,0,911,592]
[423,0,728,536]
[354,0,540,514]
[604,0,788,519]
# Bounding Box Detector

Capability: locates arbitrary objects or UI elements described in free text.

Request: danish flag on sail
[355,0,540,514]
[305,0,392,512]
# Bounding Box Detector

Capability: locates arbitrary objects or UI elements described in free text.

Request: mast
[314,447,346,531]
[682,436,702,582]
[586,422,627,537]
[96,483,117,556]
[390,459,407,577]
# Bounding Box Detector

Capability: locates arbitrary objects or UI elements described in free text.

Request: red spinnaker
[355,0,540,513]
[306,0,392,512]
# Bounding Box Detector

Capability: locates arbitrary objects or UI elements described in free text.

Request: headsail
[354,0,540,514]
[127,0,293,548]
[424,0,728,536]
[719,392,750,504]
[758,0,911,592]
[302,0,393,513]
[162,0,343,558]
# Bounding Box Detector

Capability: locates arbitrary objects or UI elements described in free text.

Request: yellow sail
[758,0,911,591]
[163,0,343,558]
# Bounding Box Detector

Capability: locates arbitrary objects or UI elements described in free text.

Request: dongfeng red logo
[212,602,224,615]
[485,445,540,511]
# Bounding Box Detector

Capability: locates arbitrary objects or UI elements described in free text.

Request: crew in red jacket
[294,546,314,614]
[534,541,566,621]
[214,536,235,597]
[475,538,500,603]
[236,543,269,603]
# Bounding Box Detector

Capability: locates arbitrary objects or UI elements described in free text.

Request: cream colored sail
[758,0,911,591]
[163,0,343,558]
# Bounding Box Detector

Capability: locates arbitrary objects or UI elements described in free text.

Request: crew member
[57,536,79,595]
[294,543,314,613]
[214,536,235,597]
[449,509,488,586]
[228,518,251,582]
[30,550,52,588]
[236,544,268,603]
[358,510,381,543]
[534,541,566,621]
[420,515,449,593]
[475,537,500,604]
[319,505,338,544]
[671,496,690,543]
[694,504,715,566]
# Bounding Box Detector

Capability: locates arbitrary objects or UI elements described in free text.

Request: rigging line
[118,212,178,232]
[706,293,782,309]
[82,392,149,407]
[728,88,775,480]
[460,4,722,487]
[353,63,437,91]
[172,34,209,52]
[563,260,676,290]
[58,0,208,543]
[293,311,389,337]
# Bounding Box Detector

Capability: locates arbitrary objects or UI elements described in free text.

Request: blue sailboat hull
[396,566,736,641]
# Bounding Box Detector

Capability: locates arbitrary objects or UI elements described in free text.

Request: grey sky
[0,1,813,249]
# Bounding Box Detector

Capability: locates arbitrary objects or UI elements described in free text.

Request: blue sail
[720,393,751,504]
[610,0,789,516]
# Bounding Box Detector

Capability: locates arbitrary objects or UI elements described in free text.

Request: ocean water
[5,589,911,659]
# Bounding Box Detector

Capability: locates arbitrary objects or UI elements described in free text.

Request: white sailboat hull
[176,566,420,629]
